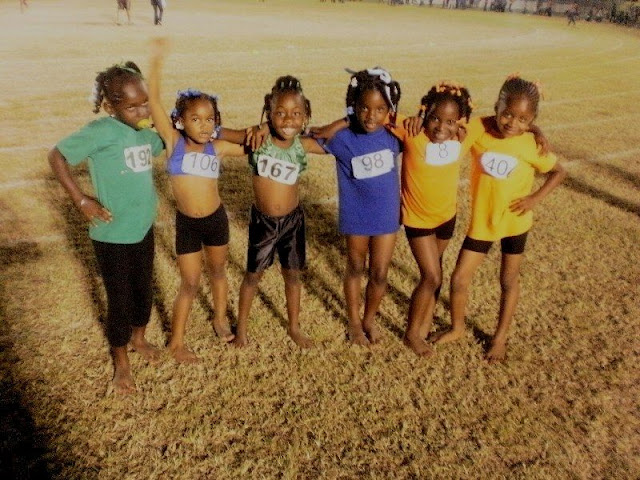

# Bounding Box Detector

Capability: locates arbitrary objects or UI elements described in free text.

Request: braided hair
[420,81,473,124]
[170,88,221,129]
[91,62,143,114]
[345,67,401,120]
[261,75,311,125]
[496,75,541,117]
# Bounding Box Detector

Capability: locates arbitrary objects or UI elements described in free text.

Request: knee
[179,276,200,297]
[421,269,442,291]
[208,263,227,281]
[369,266,389,288]
[500,272,520,293]
[282,269,301,285]
[450,269,471,294]
[345,258,366,277]
[243,272,262,288]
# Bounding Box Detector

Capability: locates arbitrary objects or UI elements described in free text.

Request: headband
[345,66,397,112]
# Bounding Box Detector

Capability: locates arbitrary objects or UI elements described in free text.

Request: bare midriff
[252,175,299,217]
[171,176,220,218]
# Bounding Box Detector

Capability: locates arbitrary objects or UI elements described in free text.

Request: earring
[175,120,184,130]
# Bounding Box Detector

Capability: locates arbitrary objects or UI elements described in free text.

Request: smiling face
[495,95,536,138]
[355,89,390,133]
[104,79,150,130]
[425,98,461,143]
[268,91,307,145]
[180,98,217,145]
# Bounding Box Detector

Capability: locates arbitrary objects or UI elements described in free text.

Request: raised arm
[148,37,178,155]
[48,147,112,225]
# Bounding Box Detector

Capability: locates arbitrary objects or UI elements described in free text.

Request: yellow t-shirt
[390,115,471,229]
[465,117,557,241]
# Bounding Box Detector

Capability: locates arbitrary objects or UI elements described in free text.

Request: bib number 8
[257,154,300,185]
[182,152,220,178]
[124,144,152,172]
[351,149,394,179]
[480,152,518,180]
[425,140,461,166]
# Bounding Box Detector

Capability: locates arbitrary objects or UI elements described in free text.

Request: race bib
[480,152,518,179]
[425,141,461,166]
[351,149,394,180]
[181,152,220,178]
[124,144,152,172]
[256,154,300,185]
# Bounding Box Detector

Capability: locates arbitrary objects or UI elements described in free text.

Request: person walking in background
[150,0,164,25]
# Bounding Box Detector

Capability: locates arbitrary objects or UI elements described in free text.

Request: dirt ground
[0,0,639,478]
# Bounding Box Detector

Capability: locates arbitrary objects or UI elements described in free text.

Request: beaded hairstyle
[420,81,473,124]
[344,67,401,118]
[91,61,144,114]
[170,88,222,130]
[496,74,542,117]
[261,75,312,127]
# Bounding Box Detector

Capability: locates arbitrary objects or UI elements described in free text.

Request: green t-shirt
[57,117,164,243]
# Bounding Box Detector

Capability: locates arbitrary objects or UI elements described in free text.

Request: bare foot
[288,328,313,349]
[403,333,435,357]
[485,338,508,364]
[130,338,161,364]
[212,319,235,342]
[169,344,200,364]
[113,366,136,394]
[231,334,248,348]
[431,328,465,345]
[363,322,382,345]
[347,324,370,346]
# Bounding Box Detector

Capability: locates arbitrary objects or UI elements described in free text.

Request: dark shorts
[461,231,529,255]
[176,204,229,255]
[405,215,457,241]
[247,205,305,273]
[117,0,130,9]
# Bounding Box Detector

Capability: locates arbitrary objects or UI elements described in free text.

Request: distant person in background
[116,0,131,25]
[20,0,28,13]
[567,2,578,25]
[150,0,164,25]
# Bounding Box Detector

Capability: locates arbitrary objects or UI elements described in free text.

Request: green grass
[1,0,639,478]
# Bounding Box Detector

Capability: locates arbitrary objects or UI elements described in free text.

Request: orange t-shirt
[390,115,471,229]
[465,117,557,241]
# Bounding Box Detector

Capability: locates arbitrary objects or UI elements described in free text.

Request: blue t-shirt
[324,126,401,235]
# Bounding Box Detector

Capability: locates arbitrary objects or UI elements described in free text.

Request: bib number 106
[124,144,152,173]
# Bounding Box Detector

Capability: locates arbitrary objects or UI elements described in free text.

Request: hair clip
[88,81,99,105]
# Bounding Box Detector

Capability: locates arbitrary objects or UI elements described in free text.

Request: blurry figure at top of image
[150,0,165,25]
[19,0,28,13]
[116,0,131,25]
[567,2,579,25]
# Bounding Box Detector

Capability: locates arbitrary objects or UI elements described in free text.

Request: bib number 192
[124,144,152,173]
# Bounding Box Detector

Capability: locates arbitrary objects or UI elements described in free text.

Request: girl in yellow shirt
[435,76,566,363]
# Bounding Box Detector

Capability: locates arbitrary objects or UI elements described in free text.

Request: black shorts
[405,215,457,241]
[175,204,229,255]
[461,231,529,255]
[247,205,305,273]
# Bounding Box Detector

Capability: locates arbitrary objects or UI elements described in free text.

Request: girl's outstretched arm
[308,117,348,141]
[148,37,179,156]
[510,161,567,215]
[212,139,247,158]
[300,136,326,155]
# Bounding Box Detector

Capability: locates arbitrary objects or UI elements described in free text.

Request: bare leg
[418,236,450,338]
[111,346,136,394]
[486,253,524,364]
[282,268,313,348]
[404,235,440,356]
[168,251,202,363]
[343,235,369,346]
[233,271,263,347]
[362,233,396,344]
[204,244,234,342]
[434,248,486,344]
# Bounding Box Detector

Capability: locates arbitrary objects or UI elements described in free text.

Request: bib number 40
[480,152,517,180]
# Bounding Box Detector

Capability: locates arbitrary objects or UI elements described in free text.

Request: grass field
[1,0,639,478]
